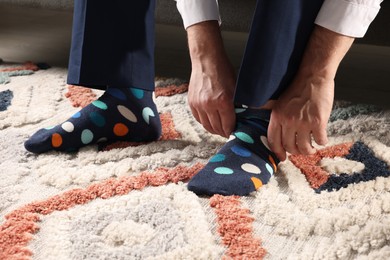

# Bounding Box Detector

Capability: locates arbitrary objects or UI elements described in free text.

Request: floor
[1,5,389,107]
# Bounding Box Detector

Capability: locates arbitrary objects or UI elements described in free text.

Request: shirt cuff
[175,0,221,29]
[315,0,382,38]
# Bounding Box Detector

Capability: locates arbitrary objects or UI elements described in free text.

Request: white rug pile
[0,65,389,259]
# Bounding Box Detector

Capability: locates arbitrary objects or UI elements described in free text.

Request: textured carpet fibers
[0,65,389,259]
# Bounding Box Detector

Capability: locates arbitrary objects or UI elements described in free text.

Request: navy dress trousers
[67,0,324,107]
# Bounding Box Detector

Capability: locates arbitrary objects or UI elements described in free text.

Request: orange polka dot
[51,133,62,148]
[251,177,262,190]
[113,123,129,136]
[269,155,277,172]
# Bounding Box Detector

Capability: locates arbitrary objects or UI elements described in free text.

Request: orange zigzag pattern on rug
[210,195,266,260]
[65,85,97,108]
[289,142,353,189]
[0,164,203,260]
[0,62,39,72]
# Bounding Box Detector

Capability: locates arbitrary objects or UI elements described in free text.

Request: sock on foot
[25,86,161,153]
[188,108,279,196]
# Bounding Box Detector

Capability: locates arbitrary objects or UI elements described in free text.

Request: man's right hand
[187,21,236,138]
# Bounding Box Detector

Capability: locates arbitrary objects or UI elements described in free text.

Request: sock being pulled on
[188,108,279,196]
[25,86,161,153]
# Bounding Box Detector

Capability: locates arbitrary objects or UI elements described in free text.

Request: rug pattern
[0,65,389,259]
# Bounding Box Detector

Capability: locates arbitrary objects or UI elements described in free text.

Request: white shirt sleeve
[175,0,221,29]
[315,0,383,38]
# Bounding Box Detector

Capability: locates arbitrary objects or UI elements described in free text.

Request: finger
[189,106,201,124]
[208,111,225,137]
[219,107,236,138]
[296,130,316,155]
[198,111,217,135]
[268,116,286,161]
[312,125,328,146]
[281,126,300,155]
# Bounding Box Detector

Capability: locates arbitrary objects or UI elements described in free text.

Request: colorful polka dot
[97,137,108,143]
[51,133,62,148]
[266,163,274,175]
[234,132,254,144]
[260,136,271,151]
[113,123,129,136]
[45,126,55,130]
[251,177,262,190]
[214,167,234,175]
[117,105,137,123]
[92,100,108,110]
[231,145,252,157]
[241,163,261,174]
[106,88,126,100]
[227,135,236,142]
[72,112,81,118]
[235,108,246,113]
[142,107,155,124]
[61,122,74,133]
[210,154,226,163]
[269,155,277,172]
[130,88,144,99]
[89,112,106,127]
[81,129,94,144]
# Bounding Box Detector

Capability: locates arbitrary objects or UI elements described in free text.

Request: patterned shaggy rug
[1,62,390,260]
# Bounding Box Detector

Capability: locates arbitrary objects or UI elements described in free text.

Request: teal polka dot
[81,129,94,144]
[130,88,144,99]
[45,126,55,130]
[266,163,274,175]
[209,154,226,163]
[235,108,246,113]
[235,132,254,144]
[72,112,81,118]
[92,100,108,110]
[142,107,155,124]
[214,167,234,174]
[89,112,106,127]
[231,145,251,157]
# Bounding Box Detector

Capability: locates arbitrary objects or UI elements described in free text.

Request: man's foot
[188,108,279,196]
[25,86,161,153]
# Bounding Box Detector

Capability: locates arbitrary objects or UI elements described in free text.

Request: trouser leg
[67,0,156,91]
[234,0,324,107]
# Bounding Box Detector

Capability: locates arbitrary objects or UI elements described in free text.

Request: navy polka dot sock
[25,86,161,153]
[188,108,279,196]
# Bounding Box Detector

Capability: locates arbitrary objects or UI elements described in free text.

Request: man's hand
[187,21,236,138]
[267,26,354,161]
[268,74,334,161]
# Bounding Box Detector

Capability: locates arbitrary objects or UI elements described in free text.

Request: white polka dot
[266,163,274,175]
[241,163,261,174]
[61,122,74,132]
[97,137,108,143]
[242,104,248,108]
[117,105,137,123]
[260,136,271,151]
[227,135,236,142]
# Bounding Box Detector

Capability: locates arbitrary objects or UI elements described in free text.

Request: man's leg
[188,0,324,196]
[25,0,161,153]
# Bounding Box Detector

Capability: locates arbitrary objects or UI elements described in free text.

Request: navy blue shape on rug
[0,89,13,111]
[316,142,390,193]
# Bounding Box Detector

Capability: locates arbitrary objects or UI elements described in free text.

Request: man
[178,0,383,196]
[25,0,383,196]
